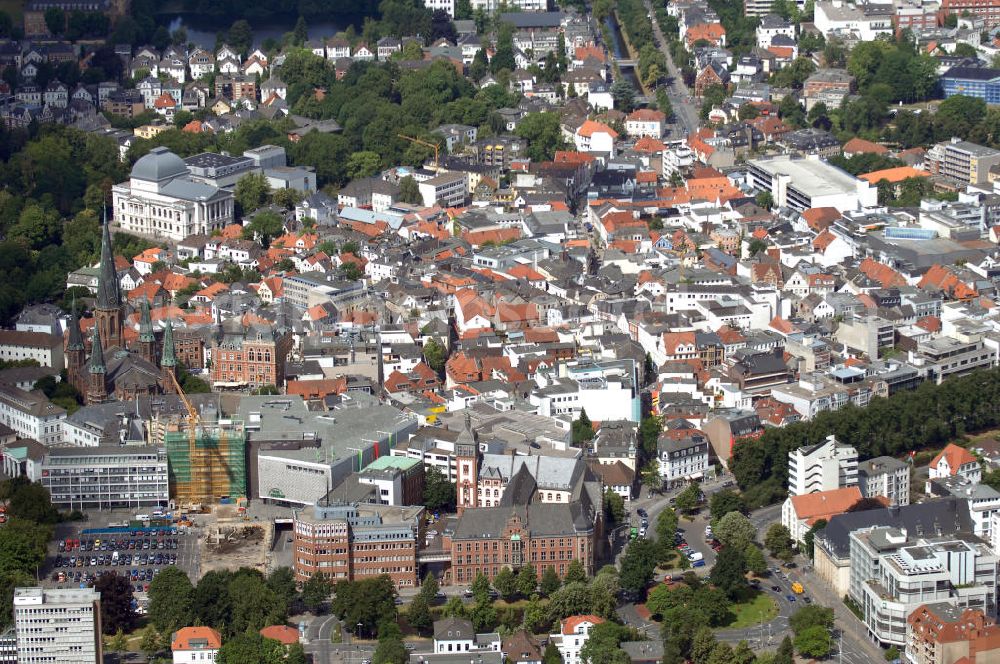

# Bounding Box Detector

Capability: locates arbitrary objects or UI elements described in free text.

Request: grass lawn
[723,591,778,629]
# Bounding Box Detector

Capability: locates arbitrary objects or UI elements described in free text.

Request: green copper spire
[160,321,176,367]
[96,206,122,310]
[88,327,106,374]
[138,298,154,343]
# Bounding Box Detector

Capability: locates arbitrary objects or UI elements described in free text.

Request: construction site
[163,371,247,508]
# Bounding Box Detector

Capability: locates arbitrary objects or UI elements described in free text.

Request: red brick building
[211,322,293,390]
[448,504,597,584]
[292,500,424,589]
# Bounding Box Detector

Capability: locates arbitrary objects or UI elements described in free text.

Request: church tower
[65,297,86,394]
[160,321,177,393]
[137,298,156,365]
[86,327,108,405]
[455,411,479,514]
[93,210,124,351]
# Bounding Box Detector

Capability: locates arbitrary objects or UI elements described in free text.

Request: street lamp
[357,622,363,638]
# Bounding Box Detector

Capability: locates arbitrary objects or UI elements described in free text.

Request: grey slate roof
[816,497,972,559]
[451,503,594,539]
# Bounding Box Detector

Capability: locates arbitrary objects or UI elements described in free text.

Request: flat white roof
[751,155,862,198]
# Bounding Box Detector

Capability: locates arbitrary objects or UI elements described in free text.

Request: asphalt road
[642,0,701,136]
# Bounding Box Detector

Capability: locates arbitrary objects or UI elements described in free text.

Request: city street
[642,0,701,135]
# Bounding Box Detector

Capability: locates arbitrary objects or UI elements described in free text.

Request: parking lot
[43,514,200,595]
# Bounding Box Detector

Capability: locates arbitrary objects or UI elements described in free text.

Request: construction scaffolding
[164,420,247,506]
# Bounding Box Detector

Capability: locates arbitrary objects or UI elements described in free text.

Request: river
[603,13,644,97]
[162,15,355,50]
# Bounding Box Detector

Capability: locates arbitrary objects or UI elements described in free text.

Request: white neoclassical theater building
[112,146,234,241]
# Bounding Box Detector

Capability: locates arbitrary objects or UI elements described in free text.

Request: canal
[603,12,645,99]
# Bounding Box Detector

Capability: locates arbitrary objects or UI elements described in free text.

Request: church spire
[138,298,154,342]
[96,207,121,311]
[94,206,124,351]
[67,294,84,351]
[160,321,176,367]
[160,321,177,394]
[88,327,106,374]
[86,326,108,405]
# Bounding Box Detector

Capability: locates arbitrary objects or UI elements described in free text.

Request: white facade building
[0,384,66,446]
[747,154,878,213]
[14,587,101,664]
[0,330,63,369]
[787,434,858,496]
[858,456,911,507]
[551,616,604,664]
[112,147,234,242]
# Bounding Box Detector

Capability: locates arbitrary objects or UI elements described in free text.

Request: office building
[747,154,878,212]
[292,497,423,589]
[14,587,102,664]
[357,456,425,506]
[657,431,710,487]
[418,172,468,208]
[41,446,169,510]
[787,434,858,496]
[851,528,998,647]
[941,66,1000,104]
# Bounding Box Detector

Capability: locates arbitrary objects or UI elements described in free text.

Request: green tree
[516,565,538,597]
[228,20,253,56]
[564,559,587,584]
[407,593,433,633]
[604,488,626,524]
[714,511,755,551]
[794,625,832,658]
[398,175,422,204]
[301,572,332,613]
[655,508,679,559]
[611,78,636,111]
[471,572,492,603]
[709,489,746,522]
[419,573,439,603]
[619,539,659,598]
[745,544,768,576]
[709,546,747,600]
[543,641,562,664]
[547,582,592,621]
[442,596,466,617]
[775,635,794,664]
[515,112,567,161]
[330,575,396,636]
[523,593,548,632]
[674,481,701,513]
[572,409,595,445]
[639,416,661,456]
[95,572,138,634]
[790,605,834,634]
[235,173,271,215]
[764,523,794,560]
[540,565,561,595]
[580,622,637,664]
[422,466,456,512]
[242,210,285,245]
[139,626,163,660]
[44,7,65,34]
[105,629,129,658]
[494,567,517,600]
[339,262,364,281]
[8,204,60,250]
[218,632,290,664]
[346,151,383,179]
[885,645,900,661]
[293,16,308,46]
[470,599,498,632]
[147,566,194,633]
[422,337,448,372]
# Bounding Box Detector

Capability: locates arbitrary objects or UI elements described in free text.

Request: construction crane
[398,134,442,173]
[165,369,228,507]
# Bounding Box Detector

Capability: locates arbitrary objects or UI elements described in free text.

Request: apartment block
[858,455,910,507]
[787,434,858,496]
[14,587,102,664]
[926,138,1000,186]
[907,604,1000,664]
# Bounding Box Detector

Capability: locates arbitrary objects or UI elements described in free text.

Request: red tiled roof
[930,443,977,475]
